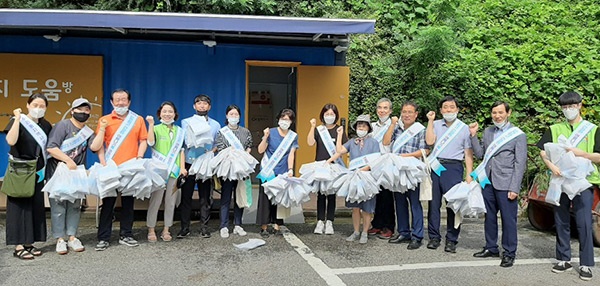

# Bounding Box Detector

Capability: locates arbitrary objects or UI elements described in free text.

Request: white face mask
[562,107,579,121]
[29,107,46,119]
[443,112,458,122]
[493,120,507,129]
[323,115,336,125]
[278,120,291,130]
[356,130,368,138]
[114,106,129,116]
[160,119,174,125]
[378,116,389,123]
[228,117,240,126]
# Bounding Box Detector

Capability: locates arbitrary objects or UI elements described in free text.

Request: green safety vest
[550,121,600,184]
[153,124,181,178]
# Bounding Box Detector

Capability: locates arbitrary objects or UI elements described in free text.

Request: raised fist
[391,116,399,123]
[99,119,108,129]
[263,127,270,137]
[426,111,436,121]
[337,126,344,135]
[469,122,479,136]
[310,118,317,127]
[146,115,154,125]
[13,108,22,119]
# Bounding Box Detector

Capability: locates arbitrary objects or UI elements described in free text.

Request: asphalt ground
[0,213,599,286]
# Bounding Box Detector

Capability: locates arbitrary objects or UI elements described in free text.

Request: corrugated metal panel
[0,35,336,173]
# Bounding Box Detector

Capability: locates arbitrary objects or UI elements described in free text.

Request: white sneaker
[346,231,360,242]
[220,227,230,238]
[324,220,334,235]
[233,225,247,236]
[67,238,85,252]
[56,239,68,255]
[314,220,325,234]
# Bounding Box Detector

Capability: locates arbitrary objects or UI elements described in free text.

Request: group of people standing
[2,89,595,281]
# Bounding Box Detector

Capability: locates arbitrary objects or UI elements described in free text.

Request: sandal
[160,232,172,242]
[24,245,42,256]
[148,232,158,242]
[13,248,34,260]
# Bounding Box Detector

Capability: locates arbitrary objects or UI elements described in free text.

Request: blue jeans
[50,198,82,238]
[220,179,244,228]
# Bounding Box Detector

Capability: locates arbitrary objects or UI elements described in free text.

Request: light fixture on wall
[334,45,348,53]
[203,40,217,47]
[43,35,61,42]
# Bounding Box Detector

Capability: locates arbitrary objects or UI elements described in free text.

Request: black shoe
[260,229,270,238]
[271,228,282,236]
[200,228,211,238]
[473,248,500,258]
[552,261,573,273]
[444,241,457,253]
[176,228,190,239]
[427,239,441,249]
[407,239,422,250]
[500,256,515,268]
[388,234,411,244]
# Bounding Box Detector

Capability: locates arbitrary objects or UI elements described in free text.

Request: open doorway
[246,63,299,183]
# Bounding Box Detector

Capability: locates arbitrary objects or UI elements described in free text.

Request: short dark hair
[401,101,419,111]
[319,103,340,124]
[438,96,459,109]
[224,104,241,125]
[28,92,48,106]
[491,101,510,113]
[194,94,211,105]
[558,91,582,106]
[111,88,131,101]
[278,108,295,122]
[156,101,179,121]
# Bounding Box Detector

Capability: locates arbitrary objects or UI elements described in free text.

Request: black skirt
[5,176,47,245]
[255,184,283,226]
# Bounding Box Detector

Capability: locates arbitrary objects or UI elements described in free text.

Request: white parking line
[332,257,600,275]
[281,226,347,286]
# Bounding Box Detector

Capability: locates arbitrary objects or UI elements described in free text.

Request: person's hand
[337,126,344,135]
[310,118,317,128]
[549,165,561,176]
[263,127,270,138]
[426,111,436,121]
[391,116,399,124]
[181,168,188,177]
[288,169,293,177]
[465,176,473,183]
[508,191,518,201]
[469,122,479,137]
[66,160,77,170]
[359,166,370,171]
[99,119,108,129]
[13,108,22,120]
[146,115,154,125]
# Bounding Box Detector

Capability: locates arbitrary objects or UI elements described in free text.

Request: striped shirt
[215,126,253,151]
[392,127,426,155]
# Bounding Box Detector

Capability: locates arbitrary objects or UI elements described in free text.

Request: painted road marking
[280,226,347,286]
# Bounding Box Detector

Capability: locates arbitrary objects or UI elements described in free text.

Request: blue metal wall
[0,35,336,173]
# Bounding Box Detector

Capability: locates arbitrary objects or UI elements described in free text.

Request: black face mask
[73,112,90,123]
[196,110,208,116]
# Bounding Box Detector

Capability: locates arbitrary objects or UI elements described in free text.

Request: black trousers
[316,193,336,221]
[371,188,396,230]
[97,195,134,241]
[179,163,212,230]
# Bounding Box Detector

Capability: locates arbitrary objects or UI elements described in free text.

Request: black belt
[438,158,463,164]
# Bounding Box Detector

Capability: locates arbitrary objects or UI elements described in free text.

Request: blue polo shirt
[432,119,472,160]
[182,115,221,164]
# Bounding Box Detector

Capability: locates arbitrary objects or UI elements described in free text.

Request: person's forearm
[90,129,105,152]
[465,149,474,177]
[147,125,155,146]
[137,140,148,158]
[258,136,268,154]
[5,119,20,146]
[400,150,422,158]
[47,147,75,164]
[307,126,316,146]
[425,121,436,146]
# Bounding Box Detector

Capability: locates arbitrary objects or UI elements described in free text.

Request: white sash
[105,111,138,161]
[151,125,185,178]
[20,115,48,182]
[348,153,380,170]
[316,125,344,166]
[60,126,93,153]
[392,122,425,154]
[220,126,244,150]
[471,127,524,188]
[257,130,297,183]
[568,120,595,147]
[427,120,467,176]
[372,120,392,142]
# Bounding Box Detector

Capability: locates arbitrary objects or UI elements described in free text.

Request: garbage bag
[332,170,379,203]
[189,151,215,182]
[262,175,311,208]
[299,161,348,195]
[369,153,426,192]
[211,147,259,181]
